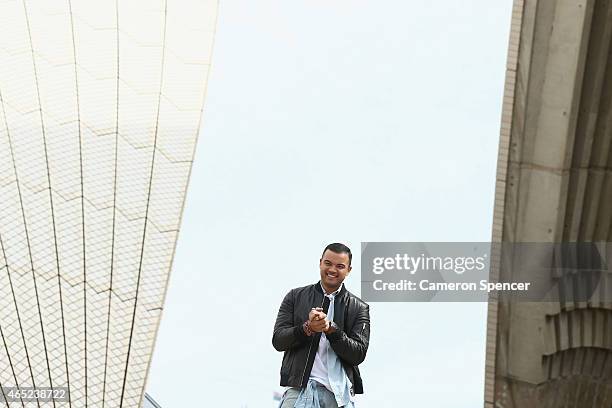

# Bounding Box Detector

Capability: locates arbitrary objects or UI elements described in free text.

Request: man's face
[319,249,352,292]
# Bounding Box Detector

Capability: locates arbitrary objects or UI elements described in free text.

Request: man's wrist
[303,320,313,336]
[324,321,338,334]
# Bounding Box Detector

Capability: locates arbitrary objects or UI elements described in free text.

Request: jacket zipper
[299,295,326,387]
[299,336,316,387]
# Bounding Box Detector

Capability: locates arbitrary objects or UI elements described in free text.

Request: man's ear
[347,265,352,274]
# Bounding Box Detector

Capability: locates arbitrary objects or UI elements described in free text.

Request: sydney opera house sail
[0,1,217,406]
[486,0,612,406]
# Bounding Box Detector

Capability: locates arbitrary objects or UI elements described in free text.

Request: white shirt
[309,283,343,392]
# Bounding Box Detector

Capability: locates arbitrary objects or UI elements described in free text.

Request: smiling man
[272,243,370,408]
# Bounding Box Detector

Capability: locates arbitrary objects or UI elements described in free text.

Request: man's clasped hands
[308,307,330,333]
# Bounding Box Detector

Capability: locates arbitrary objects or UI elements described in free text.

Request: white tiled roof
[0,1,217,406]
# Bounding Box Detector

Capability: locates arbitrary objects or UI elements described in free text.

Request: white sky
[147,0,513,406]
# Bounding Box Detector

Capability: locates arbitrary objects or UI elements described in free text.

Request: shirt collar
[320,281,343,298]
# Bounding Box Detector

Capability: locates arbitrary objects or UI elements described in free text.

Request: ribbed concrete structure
[0,1,217,407]
[486,0,612,406]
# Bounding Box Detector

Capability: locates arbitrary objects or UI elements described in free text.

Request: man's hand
[308,307,330,333]
[309,307,325,322]
[310,318,330,333]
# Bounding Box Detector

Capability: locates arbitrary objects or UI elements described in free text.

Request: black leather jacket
[272,282,370,394]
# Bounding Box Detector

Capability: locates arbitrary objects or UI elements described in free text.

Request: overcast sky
[146,1,513,406]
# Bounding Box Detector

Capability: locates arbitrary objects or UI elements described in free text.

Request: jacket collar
[315,281,347,297]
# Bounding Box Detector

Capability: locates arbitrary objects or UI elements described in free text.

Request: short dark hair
[322,243,352,266]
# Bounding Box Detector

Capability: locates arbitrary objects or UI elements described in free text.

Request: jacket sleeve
[272,289,310,351]
[326,302,370,365]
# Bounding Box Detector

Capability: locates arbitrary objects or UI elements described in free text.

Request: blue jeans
[279,382,343,408]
